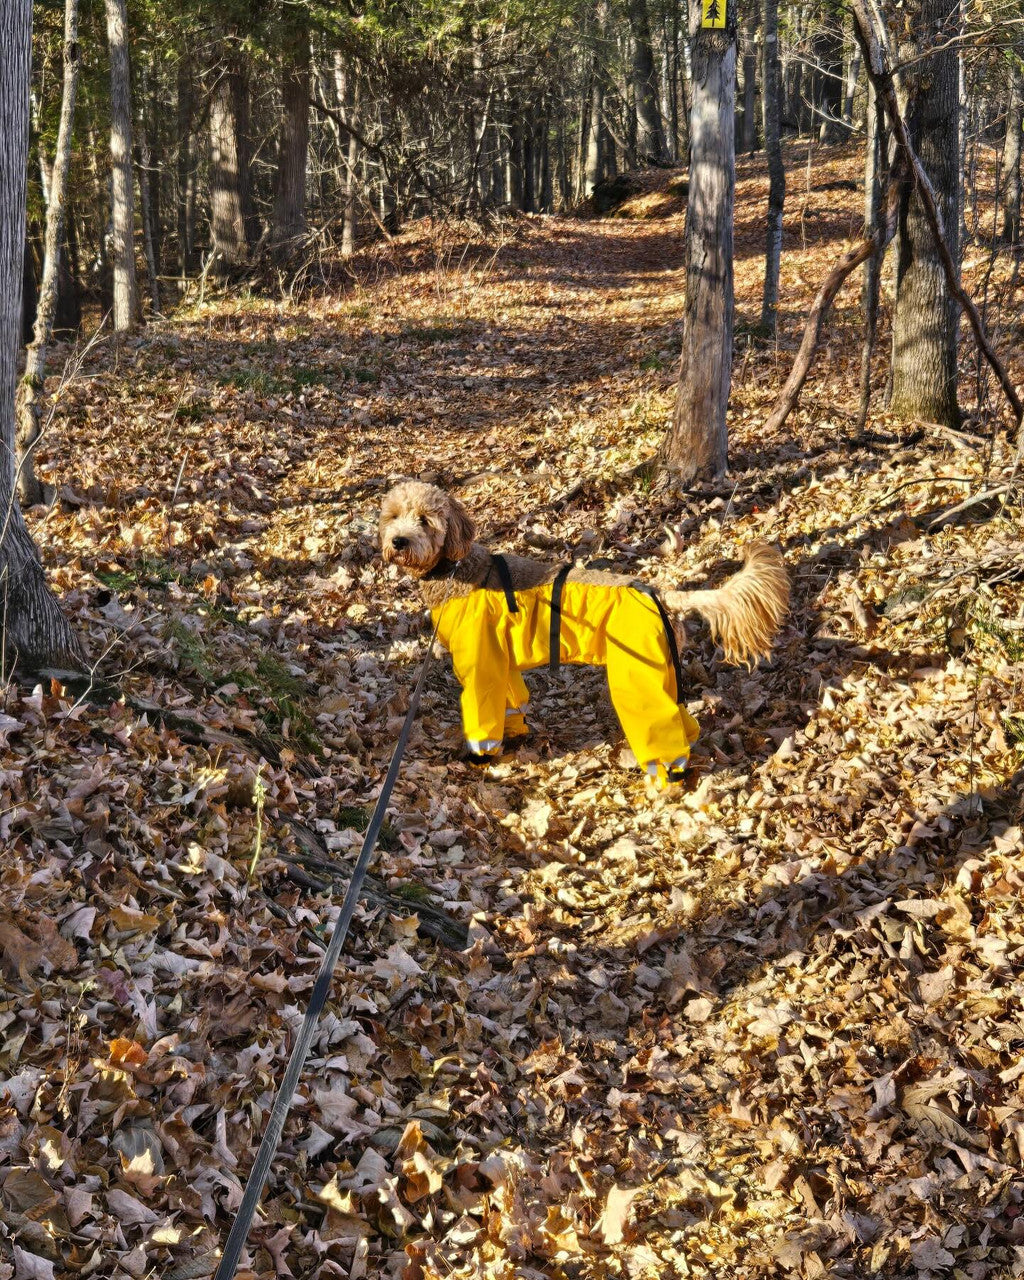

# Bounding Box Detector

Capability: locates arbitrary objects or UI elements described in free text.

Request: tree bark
[104,0,140,331]
[273,15,310,248]
[741,6,758,153]
[1,0,82,673]
[856,83,885,435]
[17,0,80,507]
[662,3,736,480]
[851,0,1023,431]
[812,23,844,143]
[1002,57,1022,245]
[630,0,668,162]
[209,52,252,270]
[760,0,784,333]
[889,0,961,428]
[584,0,609,197]
[176,56,194,275]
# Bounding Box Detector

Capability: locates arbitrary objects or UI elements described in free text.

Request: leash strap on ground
[212,620,440,1280]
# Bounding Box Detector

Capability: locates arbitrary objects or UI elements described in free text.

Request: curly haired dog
[380,481,789,787]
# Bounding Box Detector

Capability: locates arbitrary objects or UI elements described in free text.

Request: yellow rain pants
[432,579,700,770]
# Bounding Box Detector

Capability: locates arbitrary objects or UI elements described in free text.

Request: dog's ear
[442,494,476,561]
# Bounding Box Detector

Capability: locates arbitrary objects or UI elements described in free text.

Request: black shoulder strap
[548,565,573,674]
[489,554,519,614]
[632,584,685,705]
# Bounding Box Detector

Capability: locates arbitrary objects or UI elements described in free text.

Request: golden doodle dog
[380,481,789,789]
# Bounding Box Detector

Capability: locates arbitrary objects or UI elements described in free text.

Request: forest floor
[3,142,1024,1280]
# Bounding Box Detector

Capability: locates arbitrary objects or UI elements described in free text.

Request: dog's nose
[391,536,409,550]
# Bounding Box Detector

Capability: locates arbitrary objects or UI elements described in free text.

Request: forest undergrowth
[2,143,1024,1279]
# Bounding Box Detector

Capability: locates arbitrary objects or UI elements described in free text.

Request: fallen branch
[764,170,902,435]
[283,818,469,949]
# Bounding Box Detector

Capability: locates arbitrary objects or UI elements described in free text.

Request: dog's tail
[662,543,790,667]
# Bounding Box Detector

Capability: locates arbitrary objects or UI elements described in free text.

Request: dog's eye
[418,516,430,528]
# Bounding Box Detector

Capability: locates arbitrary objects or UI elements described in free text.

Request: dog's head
[379,481,477,576]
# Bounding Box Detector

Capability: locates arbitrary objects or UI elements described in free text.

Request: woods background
[3,0,1024,1278]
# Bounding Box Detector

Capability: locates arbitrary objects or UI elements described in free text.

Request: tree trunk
[1002,57,1022,245]
[333,56,360,259]
[741,6,758,153]
[842,44,861,136]
[104,0,140,331]
[16,0,80,507]
[857,84,885,434]
[273,16,310,248]
[1,0,82,673]
[889,0,961,428]
[137,65,161,315]
[209,53,251,270]
[812,24,844,143]
[663,3,736,480]
[584,1,608,197]
[176,56,193,274]
[630,0,667,162]
[760,0,784,333]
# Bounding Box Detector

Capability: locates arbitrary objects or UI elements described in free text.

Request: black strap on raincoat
[547,565,573,674]
[490,553,519,614]
[631,583,686,705]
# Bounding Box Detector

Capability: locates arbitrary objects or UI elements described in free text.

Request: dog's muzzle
[391,537,410,551]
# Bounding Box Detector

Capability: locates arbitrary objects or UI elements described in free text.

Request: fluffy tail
[662,543,790,666]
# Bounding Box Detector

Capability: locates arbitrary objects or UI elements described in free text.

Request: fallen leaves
[1,147,1022,1280]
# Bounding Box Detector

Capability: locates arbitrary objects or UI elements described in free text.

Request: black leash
[212,616,441,1280]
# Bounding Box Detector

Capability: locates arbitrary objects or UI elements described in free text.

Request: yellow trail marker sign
[701,0,726,27]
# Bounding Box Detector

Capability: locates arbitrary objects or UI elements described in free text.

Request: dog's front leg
[448,621,512,760]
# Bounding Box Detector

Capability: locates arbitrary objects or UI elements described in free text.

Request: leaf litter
[1,144,1023,1278]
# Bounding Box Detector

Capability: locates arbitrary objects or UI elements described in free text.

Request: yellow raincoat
[432,576,699,771]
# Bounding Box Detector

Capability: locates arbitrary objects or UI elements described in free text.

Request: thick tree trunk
[889,0,961,428]
[1,0,82,672]
[209,54,251,270]
[852,0,1022,431]
[17,0,80,507]
[1002,58,1022,245]
[741,7,758,153]
[630,0,668,162]
[104,0,140,331]
[663,6,736,480]
[760,0,784,332]
[273,16,310,248]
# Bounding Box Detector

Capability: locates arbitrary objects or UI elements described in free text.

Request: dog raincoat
[432,571,700,772]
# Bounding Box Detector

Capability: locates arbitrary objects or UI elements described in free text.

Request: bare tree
[209,51,252,270]
[273,13,311,248]
[629,0,668,163]
[760,0,785,333]
[1003,55,1022,245]
[104,0,141,330]
[17,0,80,506]
[1,0,82,672]
[662,0,736,480]
[889,0,961,428]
